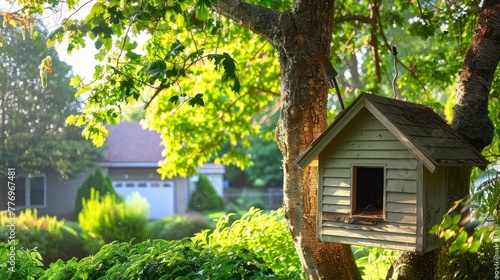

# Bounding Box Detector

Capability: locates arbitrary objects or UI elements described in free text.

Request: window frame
[350,164,386,221]
[16,174,47,208]
[112,180,174,189]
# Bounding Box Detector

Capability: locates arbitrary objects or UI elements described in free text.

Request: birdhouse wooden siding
[296,93,489,254]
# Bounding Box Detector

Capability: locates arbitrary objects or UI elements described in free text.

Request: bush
[72,168,118,220]
[0,209,87,267]
[189,175,225,211]
[192,207,303,278]
[436,241,496,280]
[225,203,243,224]
[0,243,44,279]
[39,239,280,279]
[353,246,398,279]
[40,258,78,280]
[144,212,209,240]
[78,188,149,252]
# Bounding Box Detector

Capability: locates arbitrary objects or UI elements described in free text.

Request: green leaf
[455,230,468,245]
[147,60,167,77]
[429,224,439,235]
[169,95,180,104]
[208,53,240,93]
[407,21,434,40]
[442,215,452,229]
[468,240,481,253]
[84,2,105,23]
[189,93,205,107]
[452,214,462,226]
[92,25,113,38]
[193,0,210,22]
[45,26,64,48]
[70,75,83,88]
[448,242,460,254]
[107,6,125,24]
[187,49,205,62]
[166,39,185,59]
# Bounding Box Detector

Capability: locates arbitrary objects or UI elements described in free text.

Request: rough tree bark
[452,0,500,153]
[389,1,500,279]
[215,1,361,279]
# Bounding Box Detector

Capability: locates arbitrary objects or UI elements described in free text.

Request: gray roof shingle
[104,122,164,163]
[297,93,490,171]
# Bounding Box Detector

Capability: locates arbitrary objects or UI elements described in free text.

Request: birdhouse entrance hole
[352,166,384,219]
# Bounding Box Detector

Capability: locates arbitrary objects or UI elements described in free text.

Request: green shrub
[78,188,149,252]
[0,242,44,279]
[72,168,118,220]
[225,203,243,224]
[353,246,398,279]
[192,207,303,278]
[144,212,209,240]
[429,176,500,280]
[0,209,87,267]
[59,221,88,261]
[189,175,225,211]
[39,258,78,280]
[39,239,279,279]
[436,241,496,280]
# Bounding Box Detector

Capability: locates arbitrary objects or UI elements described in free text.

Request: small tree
[190,176,224,211]
[72,169,118,220]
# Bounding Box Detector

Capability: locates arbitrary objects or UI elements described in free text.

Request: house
[31,122,225,220]
[296,92,489,253]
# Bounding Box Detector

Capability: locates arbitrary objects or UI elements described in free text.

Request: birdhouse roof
[296,93,489,173]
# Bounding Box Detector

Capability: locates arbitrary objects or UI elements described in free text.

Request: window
[352,166,384,219]
[16,175,46,207]
[112,181,174,188]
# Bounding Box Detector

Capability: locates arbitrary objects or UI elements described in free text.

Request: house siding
[38,172,89,218]
[319,112,419,251]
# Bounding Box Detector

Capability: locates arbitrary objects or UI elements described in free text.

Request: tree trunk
[451,0,500,152]
[386,250,438,280]
[391,1,500,279]
[216,1,361,279]
[273,7,361,279]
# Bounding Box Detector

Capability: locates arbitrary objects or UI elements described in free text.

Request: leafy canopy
[2,0,499,177]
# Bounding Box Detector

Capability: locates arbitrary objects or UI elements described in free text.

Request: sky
[47,3,149,81]
[44,1,97,79]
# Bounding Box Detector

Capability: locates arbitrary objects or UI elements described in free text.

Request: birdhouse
[296,93,489,254]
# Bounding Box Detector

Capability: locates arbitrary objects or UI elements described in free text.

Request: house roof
[296,92,489,173]
[104,122,164,163]
[102,122,225,173]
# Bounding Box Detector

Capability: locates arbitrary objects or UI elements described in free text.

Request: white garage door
[113,181,175,219]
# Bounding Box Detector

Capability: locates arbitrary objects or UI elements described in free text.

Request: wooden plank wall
[421,167,447,252]
[320,113,419,250]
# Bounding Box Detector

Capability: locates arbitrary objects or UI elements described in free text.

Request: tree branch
[452,0,500,151]
[333,14,375,25]
[213,1,280,44]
